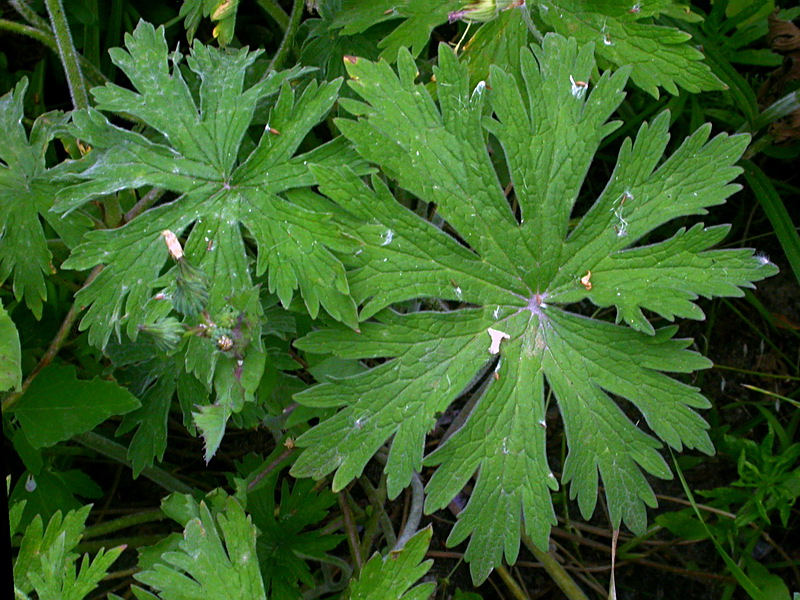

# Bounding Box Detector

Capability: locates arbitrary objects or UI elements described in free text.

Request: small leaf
[0,298,21,392]
[55,21,363,349]
[346,526,435,600]
[13,364,140,448]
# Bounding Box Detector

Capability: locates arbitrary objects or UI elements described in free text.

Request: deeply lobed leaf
[55,21,363,351]
[291,35,777,583]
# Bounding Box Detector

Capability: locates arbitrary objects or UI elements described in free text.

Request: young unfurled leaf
[346,526,435,600]
[0,79,90,318]
[290,36,777,583]
[54,21,364,351]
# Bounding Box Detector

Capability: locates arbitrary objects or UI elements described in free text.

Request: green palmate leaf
[12,364,140,448]
[55,21,363,351]
[0,298,21,392]
[135,496,267,600]
[290,36,777,583]
[0,79,90,318]
[13,503,125,600]
[346,526,435,600]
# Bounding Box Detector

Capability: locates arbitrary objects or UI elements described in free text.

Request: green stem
[358,474,396,548]
[256,0,290,31]
[338,491,363,574]
[495,564,530,600]
[10,0,50,30]
[82,509,166,539]
[76,535,162,554]
[74,431,196,495]
[0,19,108,88]
[268,0,303,73]
[44,0,89,109]
[520,533,589,600]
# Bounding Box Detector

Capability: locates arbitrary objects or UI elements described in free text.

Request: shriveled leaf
[291,36,776,583]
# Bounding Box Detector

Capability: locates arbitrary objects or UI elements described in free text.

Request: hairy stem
[256,0,289,31]
[0,19,108,88]
[44,0,89,109]
[268,0,303,73]
[124,188,167,224]
[10,0,50,30]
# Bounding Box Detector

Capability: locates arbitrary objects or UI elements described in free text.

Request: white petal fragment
[487,327,511,355]
[161,230,184,260]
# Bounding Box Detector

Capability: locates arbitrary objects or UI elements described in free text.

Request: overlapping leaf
[0,79,90,318]
[315,0,723,96]
[290,36,777,582]
[54,21,364,351]
[535,0,725,97]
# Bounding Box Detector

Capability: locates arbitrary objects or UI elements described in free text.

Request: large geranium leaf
[290,35,776,582]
